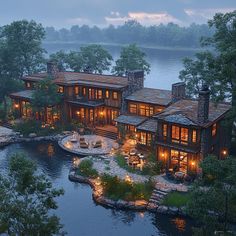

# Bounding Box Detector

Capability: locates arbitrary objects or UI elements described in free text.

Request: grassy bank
[161,191,190,208]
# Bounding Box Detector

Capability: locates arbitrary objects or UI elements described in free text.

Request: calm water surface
[43,43,197,90]
[0,142,194,236]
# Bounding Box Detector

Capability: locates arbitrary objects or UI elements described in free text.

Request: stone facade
[197,85,210,124]
[47,61,60,79]
[121,70,144,112]
[171,82,186,102]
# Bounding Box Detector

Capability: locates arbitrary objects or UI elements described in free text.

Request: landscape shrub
[77,159,98,178]
[101,174,154,201]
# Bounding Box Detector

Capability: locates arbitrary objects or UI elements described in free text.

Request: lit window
[113,92,118,100]
[26,82,31,88]
[150,106,154,116]
[172,126,180,143]
[58,86,64,93]
[163,124,168,138]
[140,132,146,145]
[192,130,197,143]
[212,123,217,136]
[98,90,103,99]
[105,90,109,99]
[82,87,86,96]
[140,105,146,116]
[180,128,188,145]
[74,86,79,95]
[129,104,137,114]
[147,133,152,146]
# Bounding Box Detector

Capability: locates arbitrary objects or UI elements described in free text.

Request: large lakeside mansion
[10,61,232,175]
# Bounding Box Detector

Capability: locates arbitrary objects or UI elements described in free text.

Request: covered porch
[68,100,120,128]
[157,145,200,179]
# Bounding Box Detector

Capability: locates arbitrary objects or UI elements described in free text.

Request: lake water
[0,142,194,236]
[43,43,197,90]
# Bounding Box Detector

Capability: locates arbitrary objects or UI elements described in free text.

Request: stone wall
[121,70,144,113]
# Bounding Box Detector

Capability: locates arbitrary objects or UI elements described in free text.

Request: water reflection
[0,142,194,236]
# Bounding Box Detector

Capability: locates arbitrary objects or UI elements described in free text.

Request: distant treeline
[45,20,214,48]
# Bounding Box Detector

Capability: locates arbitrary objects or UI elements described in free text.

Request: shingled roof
[125,88,172,106]
[154,99,231,127]
[115,115,146,126]
[22,72,128,89]
[136,119,157,133]
[9,90,34,100]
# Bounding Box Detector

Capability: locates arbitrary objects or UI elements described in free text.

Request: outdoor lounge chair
[93,140,102,148]
[80,139,89,148]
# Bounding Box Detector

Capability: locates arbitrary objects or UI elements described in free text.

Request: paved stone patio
[59,134,117,156]
[83,155,188,192]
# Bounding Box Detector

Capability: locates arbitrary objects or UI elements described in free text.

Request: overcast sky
[1,0,236,28]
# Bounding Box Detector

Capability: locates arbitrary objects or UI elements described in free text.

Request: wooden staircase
[95,127,118,140]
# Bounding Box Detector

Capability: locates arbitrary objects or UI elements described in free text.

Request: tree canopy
[112,44,150,76]
[45,21,214,48]
[31,78,63,120]
[49,45,113,74]
[0,20,45,119]
[0,153,65,235]
[186,155,236,235]
[179,10,236,140]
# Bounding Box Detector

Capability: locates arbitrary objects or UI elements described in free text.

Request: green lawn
[161,191,190,208]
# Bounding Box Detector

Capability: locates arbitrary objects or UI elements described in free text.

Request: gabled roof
[114,115,146,126]
[154,99,231,127]
[125,87,172,106]
[22,72,128,89]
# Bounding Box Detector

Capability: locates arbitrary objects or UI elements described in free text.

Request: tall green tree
[67,44,113,74]
[0,20,46,78]
[31,78,63,121]
[0,20,46,119]
[0,153,65,235]
[179,11,236,141]
[186,155,236,235]
[112,44,150,76]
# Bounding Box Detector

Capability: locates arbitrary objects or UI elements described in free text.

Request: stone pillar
[171,82,186,102]
[47,61,59,79]
[198,85,210,124]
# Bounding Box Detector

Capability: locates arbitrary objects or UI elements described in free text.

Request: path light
[125,174,132,183]
[14,103,19,109]
[222,149,228,156]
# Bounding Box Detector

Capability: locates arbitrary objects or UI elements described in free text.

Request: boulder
[28,133,37,138]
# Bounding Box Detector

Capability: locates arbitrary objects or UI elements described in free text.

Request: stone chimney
[172,82,186,102]
[127,70,144,95]
[47,61,59,79]
[198,84,210,124]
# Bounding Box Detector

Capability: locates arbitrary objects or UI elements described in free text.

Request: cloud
[184,8,236,23]
[105,12,182,26]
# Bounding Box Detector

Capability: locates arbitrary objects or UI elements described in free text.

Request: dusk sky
[1,0,236,28]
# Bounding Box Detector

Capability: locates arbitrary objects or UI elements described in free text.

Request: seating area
[165,168,195,183]
[122,149,146,171]
[59,134,116,156]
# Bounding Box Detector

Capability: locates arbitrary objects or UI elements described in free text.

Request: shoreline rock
[68,170,187,216]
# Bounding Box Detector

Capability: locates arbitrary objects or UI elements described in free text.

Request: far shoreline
[42,41,205,52]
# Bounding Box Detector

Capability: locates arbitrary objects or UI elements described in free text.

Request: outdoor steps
[0,122,13,129]
[147,187,169,210]
[95,128,117,140]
